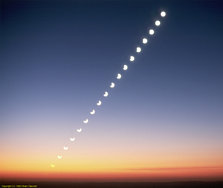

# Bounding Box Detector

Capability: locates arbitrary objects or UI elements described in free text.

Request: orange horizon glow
[1,145,223,182]
[1,166,223,182]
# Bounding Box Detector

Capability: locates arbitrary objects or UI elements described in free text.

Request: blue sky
[1,0,223,180]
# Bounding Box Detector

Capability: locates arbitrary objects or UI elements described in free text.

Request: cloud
[124,166,223,171]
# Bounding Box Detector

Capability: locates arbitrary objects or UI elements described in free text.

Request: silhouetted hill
[1,181,223,188]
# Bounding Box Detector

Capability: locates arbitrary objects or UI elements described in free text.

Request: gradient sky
[1,0,223,182]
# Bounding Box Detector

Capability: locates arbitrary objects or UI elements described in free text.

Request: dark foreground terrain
[1,181,223,188]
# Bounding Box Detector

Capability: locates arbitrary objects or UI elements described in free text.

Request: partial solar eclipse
[57,155,62,159]
[117,73,122,79]
[63,146,68,151]
[104,91,109,97]
[110,82,115,88]
[83,119,88,124]
[90,109,95,115]
[97,100,102,106]
[123,65,128,70]
[51,10,167,168]
[136,47,141,53]
[130,56,135,62]
[77,128,82,133]
[70,137,75,142]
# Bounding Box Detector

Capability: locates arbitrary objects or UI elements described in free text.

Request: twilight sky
[1,0,223,181]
